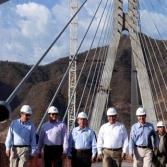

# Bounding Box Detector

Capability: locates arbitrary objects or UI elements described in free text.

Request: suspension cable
[63,0,109,122]
[139,33,162,121]
[36,0,105,134]
[85,1,114,118]
[136,2,159,117]
[149,1,167,51]
[87,22,113,118]
[137,2,166,121]
[145,35,167,116]
[84,3,113,114]
[140,0,166,67]
[143,33,167,112]
[139,33,166,127]
[6,0,88,105]
[127,2,158,119]
[75,0,110,116]
[85,3,113,118]
[88,16,113,119]
[65,0,113,127]
[137,26,167,124]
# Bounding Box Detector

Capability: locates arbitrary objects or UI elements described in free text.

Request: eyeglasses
[157,126,165,128]
[49,113,58,116]
[108,115,116,117]
[25,114,31,117]
[138,115,146,117]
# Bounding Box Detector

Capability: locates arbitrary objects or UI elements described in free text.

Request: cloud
[0,1,69,64]
[16,2,50,37]
[0,0,167,65]
[125,0,167,39]
[77,0,113,52]
[51,1,68,26]
[140,9,167,39]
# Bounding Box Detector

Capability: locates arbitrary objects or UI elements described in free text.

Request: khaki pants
[133,147,153,167]
[102,148,122,167]
[10,146,30,167]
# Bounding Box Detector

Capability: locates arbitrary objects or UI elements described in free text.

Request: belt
[13,145,30,148]
[135,145,148,148]
[104,147,122,151]
[74,149,91,153]
[44,145,63,147]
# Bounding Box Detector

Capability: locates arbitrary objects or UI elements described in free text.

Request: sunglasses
[25,114,31,117]
[49,113,58,116]
[108,115,116,117]
[138,115,146,117]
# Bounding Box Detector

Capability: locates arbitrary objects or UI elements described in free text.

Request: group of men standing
[5,105,167,167]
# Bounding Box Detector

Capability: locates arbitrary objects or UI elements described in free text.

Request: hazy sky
[0,0,166,64]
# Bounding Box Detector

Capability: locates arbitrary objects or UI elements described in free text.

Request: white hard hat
[20,105,32,114]
[48,106,59,114]
[157,121,165,127]
[136,107,146,116]
[107,107,117,116]
[77,112,88,119]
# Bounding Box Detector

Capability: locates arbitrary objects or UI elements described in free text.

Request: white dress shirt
[97,121,128,154]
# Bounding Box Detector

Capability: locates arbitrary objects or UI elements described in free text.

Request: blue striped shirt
[69,126,97,157]
[5,119,36,155]
[129,122,156,154]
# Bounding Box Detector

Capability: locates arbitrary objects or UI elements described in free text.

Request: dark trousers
[152,153,167,167]
[44,145,63,167]
[71,148,92,167]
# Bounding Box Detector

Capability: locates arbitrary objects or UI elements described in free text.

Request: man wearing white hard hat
[38,106,68,167]
[5,105,36,167]
[152,121,167,167]
[97,107,128,167]
[129,107,157,167]
[69,111,97,167]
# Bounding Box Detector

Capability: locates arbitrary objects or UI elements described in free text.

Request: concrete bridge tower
[90,0,157,134]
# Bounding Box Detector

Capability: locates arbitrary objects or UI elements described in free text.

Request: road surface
[92,162,132,167]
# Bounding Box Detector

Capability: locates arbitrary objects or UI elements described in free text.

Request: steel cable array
[138,0,167,128]
[62,0,113,124]
[37,0,113,133]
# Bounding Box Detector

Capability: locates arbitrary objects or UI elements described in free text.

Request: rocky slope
[1,34,167,167]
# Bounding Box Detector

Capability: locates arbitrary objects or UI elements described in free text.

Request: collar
[76,126,88,131]
[49,120,59,124]
[158,132,166,137]
[19,119,30,124]
[136,122,147,128]
[107,121,117,126]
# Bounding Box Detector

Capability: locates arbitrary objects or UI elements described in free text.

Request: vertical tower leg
[90,0,157,133]
[90,0,123,135]
[131,57,139,125]
[126,0,157,126]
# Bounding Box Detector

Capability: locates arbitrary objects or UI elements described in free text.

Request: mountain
[1,34,167,167]
[1,34,167,143]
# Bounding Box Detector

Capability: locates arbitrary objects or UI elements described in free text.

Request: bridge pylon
[90,0,157,134]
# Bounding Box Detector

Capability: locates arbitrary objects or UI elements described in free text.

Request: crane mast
[68,0,78,131]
